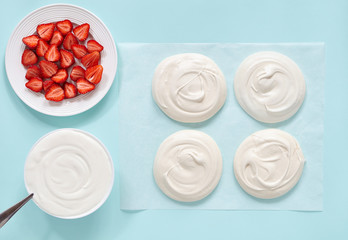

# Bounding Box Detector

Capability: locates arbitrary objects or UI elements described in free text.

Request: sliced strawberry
[44,45,60,62]
[39,60,58,78]
[64,82,77,98]
[60,49,75,68]
[81,51,100,68]
[63,32,78,51]
[37,23,55,41]
[25,65,41,80]
[85,65,103,85]
[50,31,64,46]
[71,44,88,59]
[70,66,85,81]
[45,84,64,102]
[73,23,90,41]
[51,69,68,83]
[56,19,73,36]
[22,35,40,49]
[87,40,104,53]
[43,79,54,92]
[22,49,38,66]
[77,78,95,94]
[25,77,42,92]
[36,39,49,57]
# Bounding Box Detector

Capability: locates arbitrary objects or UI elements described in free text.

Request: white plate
[5,4,117,116]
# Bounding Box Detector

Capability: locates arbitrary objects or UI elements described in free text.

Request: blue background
[0,0,345,239]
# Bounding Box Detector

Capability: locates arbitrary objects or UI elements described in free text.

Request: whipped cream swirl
[234,51,306,123]
[234,129,305,199]
[24,129,114,218]
[153,130,223,202]
[152,53,227,123]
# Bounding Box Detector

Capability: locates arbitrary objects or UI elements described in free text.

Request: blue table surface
[0,0,346,239]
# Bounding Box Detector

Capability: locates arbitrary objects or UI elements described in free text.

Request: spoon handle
[0,193,34,229]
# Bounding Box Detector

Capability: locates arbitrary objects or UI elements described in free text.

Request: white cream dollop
[152,53,227,123]
[234,129,305,199]
[234,51,306,123]
[153,130,223,202]
[24,129,114,218]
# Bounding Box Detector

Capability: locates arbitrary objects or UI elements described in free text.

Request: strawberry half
[70,66,85,81]
[22,49,38,66]
[63,32,78,51]
[81,51,100,68]
[45,84,64,102]
[56,19,73,36]
[73,23,90,41]
[64,82,77,99]
[77,78,95,94]
[36,39,49,57]
[43,79,54,92]
[25,77,43,92]
[85,65,103,85]
[50,31,64,46]
[37,23,55,41]
[71,44,88,59]
[25,65,41,80]
[87,40,104,53]
[51,69,68,83]
[39,60,58,78]
[44,44,60,62]
[22,35,40,49]
[60,49,75,68]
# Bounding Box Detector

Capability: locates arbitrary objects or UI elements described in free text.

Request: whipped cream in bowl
[24,129,114,219]
[152,53,227,123]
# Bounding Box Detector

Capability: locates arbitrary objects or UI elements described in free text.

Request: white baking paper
[116,43,324,210]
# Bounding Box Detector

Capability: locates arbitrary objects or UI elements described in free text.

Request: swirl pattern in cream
[152,53,227,123]
[24,129,114,218]
[234,51,306,123]
[234,129,305,199]
[153,130,223,202]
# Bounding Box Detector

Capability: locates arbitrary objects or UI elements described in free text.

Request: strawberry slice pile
[21,19,104,102]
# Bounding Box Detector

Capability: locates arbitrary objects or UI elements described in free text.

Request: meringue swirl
[24,129,114,218]
[153,130,223,202]
[152,53,227,123]
[234,129,305,199]
[234,51,306,123]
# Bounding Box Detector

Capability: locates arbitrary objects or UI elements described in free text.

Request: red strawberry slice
[43,79,54,92]
[50,31,64,46]
[22,35,40,49]
[51,69,68,83]
[81,51,100,68]
[64,82,77,98]
[25,65,41,80]
[63,32,78,51]
[77,78,95,94]
[56,19,73,36]
[85,65,103,85]
[70,66,85,81]
[36,39,49,57]
[87,40,104,53]
[73,23,90,41]
[60,49,75,68]
[25,77,43,92]
[45,84,64,102]
[37,23,55,41]
[22,49,38,66]
[44,45,60,62]
[39,60,58,78]
[71,44,88,59]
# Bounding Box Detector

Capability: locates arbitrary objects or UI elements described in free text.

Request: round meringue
[152,53,227,123]
[234,129,305,199]
[153,130,223,202]
[234,51,306,123]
